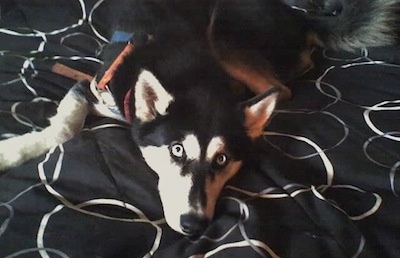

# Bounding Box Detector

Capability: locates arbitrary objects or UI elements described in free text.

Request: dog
[208,0,400,97]
[0,0,399,237]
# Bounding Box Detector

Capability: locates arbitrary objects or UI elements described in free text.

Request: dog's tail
[308,0,400,51]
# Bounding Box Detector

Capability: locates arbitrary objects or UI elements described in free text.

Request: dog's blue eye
[170,143,185,158]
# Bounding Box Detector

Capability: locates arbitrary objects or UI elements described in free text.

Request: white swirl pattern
[0,1,399,257]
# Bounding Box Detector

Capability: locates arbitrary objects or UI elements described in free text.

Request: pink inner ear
[135,84,157,123]
[134,70,174,123]
[243,92,278,139]
[143,84,158,117]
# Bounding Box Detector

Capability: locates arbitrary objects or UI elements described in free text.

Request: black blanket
[0,1,399,257]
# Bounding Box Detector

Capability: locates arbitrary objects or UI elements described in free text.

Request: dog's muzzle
[180,213,209,237]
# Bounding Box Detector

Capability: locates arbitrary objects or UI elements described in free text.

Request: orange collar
[95,42,136,123]
[97,42,135,90]
[96,33,154,123]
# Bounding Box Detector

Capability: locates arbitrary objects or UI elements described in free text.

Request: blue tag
[111,31,134,43]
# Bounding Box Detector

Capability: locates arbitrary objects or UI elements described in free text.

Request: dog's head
[130,69,278,236]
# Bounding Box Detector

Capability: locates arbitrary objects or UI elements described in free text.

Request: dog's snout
[180,214,209,236]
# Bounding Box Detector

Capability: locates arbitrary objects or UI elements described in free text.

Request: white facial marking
[158,173,193,234]
[140,144,193,234]
[181,134,201,161]
[206,136,225,161]
[139,133,202,234]
[139,134,243,235]
[139,145,174,176]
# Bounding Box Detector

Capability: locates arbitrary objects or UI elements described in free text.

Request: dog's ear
[241,88,279,139]
[134,69,174,123]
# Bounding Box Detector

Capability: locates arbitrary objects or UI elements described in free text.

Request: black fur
[211,0,313,81]
[93,0,399,236]
[2,0,398,237]
[101,0,399,89]
[126,40,252,160]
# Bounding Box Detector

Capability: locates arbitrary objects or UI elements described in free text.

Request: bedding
[0,1,399,257]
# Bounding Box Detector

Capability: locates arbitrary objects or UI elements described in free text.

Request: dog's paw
[0,138,26,171]
[0,132,51,171]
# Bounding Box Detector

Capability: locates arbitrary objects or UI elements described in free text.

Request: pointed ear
[241,88,279,139]
[134,69,174,123]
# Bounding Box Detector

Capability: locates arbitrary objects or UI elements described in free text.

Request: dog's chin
[163,212,186,235]
[187,233,202,242]
[164,214,205,236]
[167,220,206,239]
[170,226,202,241]
[164,209,210,237]
[167,221,187,235]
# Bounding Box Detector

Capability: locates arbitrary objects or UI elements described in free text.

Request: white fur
[181,134,201,161]
[89,79,125,121]
[134,70,174,122]
[206,136,225,161]
[139,134,243,234]
[0,87,89,171]
[158,170,194,234]
[140,143,193,234]
[139,134,204,234]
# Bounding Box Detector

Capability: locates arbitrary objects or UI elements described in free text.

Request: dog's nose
[180,214,209,236]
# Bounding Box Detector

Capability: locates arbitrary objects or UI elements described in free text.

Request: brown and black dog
[209,0,399,97]
[0,0,398,237]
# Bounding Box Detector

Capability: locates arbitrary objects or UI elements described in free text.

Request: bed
[0,1,399,257]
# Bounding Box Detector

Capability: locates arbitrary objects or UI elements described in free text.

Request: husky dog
[0,0,399,236]
[0,1,279,237]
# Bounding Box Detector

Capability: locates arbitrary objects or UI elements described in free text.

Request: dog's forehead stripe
[206,136,225,161]
[182,134,201,160]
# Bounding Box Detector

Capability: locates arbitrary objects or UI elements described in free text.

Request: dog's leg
[219,59,292,100]
[0,81,90,171]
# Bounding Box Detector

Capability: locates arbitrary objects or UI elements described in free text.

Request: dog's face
[130,70,278,236]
